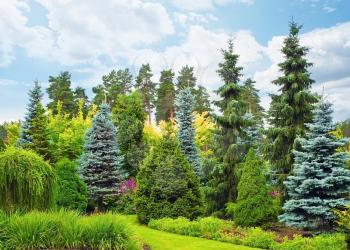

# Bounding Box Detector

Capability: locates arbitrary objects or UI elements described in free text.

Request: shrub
[234,149,276,227]
[0,147,56,212]
[0,210,139,250]
[55,158,88,212]
[135,130,202,224]
[242,227,276,249]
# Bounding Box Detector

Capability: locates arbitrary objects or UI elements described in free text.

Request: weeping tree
[0,147,56,212]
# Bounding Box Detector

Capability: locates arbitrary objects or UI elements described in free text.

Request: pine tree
[93,69,133,107]
[74,86,90,116]
[135,127,202,224]
[177,65,196,90]
[18,81,42,146]
[206,39,248,213]
[47,71,75,116]
[266,21,318,194]
[234,149,275,226]
[279,100,350,230]
[135,64,157,125]
[80,103,124,211]
[155,69,176,122]
[241,78,264,124]
[176,88,202,176]
[193,85,212,113]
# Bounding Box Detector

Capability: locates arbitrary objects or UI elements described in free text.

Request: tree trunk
[97,196,104,212]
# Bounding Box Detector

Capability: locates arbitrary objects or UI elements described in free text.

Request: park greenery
[1,21,350,249]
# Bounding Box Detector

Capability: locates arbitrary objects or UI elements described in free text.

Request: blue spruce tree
[279,99,350,230]
[18,81,42,146]
[176,88,202,176]
[80,103,124,211]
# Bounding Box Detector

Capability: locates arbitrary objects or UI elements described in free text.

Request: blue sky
[1,0,350,122]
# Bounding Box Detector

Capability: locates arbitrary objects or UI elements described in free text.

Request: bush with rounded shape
[56,158,88,212]
[0,147,56,212]
[135,131,203,224]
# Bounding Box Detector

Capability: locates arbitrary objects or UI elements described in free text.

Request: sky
[1,0,350,123]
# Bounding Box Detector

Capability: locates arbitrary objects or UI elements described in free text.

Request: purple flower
[119,178,137,195]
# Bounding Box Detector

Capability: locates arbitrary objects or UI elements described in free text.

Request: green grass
[123,215,259,250]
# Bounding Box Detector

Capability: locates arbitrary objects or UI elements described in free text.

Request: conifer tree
[73,86,90,116]
[234,149,275,226]
[47,71,75,116]
[266,21,318,194]
[155,69,176,122]
[279,100,350,230]
[193,85,212,113]
[176,88,201,176]
[177,65,196,90]
[242,78,264,124]
[135,64,157,125]
[206,39,248,213]
[80,103,124,211]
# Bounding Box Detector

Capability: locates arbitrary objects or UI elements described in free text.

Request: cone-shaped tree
[135,126,202,224]
[155,69,176,122]
[234,149,275,226]
[176,88,202,176]
[266,21,318,194]
[80,103,124,211]
[279,100,350,230]
[18,81,42,146]
[135,64,157,125]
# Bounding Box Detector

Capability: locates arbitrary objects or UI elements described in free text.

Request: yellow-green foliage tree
[194,111,215,158]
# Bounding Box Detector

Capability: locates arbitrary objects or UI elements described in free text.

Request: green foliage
[177,65,196,90]
[280,100,350,230]
[55,158,88,212]
[0,210,139,250]
[193,85,212,113]
[242,228,276,249]
[0,147,56,212]
[93,68,133,107]
[241,78,264,124]
[113,92,147,177]
[234,149,276,226]
[135,63,157,125]
[80,103,124,210]
[266,21,318,193]
[47,71,76,116]
[135,130,202,224]
[155,69,176,122]
[176,88,202,176]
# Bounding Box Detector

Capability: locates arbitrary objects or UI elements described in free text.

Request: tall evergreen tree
[242,78,264,124]
[80,103,124,211]
[113,92,147,177]
[18,81,42,146]
[176,88,201,176]
[206,39,248,213]
[193,85,212,113]
[93,69,133,107]
[266,21,318,194]
[155,69,176,122]
[135,64,157,125]
[74,86,90,116]
[177,65,196,90]
[279,100,350,230]
[47,71,75,116]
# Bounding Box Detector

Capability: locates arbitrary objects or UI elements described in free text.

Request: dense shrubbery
[0,210,139,250]
[55,158,88,212]
[148,216,347,250]
[0,147,56,212]
[135,129,203,224]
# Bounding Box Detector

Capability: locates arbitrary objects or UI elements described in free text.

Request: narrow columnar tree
[135,64,157,125]
[155,69,176,122]
[80,103,124,211]
[176,88,202,176]
[266,21,318,194]
[279,100,350,230]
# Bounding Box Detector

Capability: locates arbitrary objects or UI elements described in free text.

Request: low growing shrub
[242,227,276,249]
[0,210,139,250]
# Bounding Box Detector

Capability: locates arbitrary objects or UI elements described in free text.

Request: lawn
[123,215,260,250]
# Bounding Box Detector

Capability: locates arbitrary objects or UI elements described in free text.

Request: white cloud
[174,12,218,27]
[171,0,254,11]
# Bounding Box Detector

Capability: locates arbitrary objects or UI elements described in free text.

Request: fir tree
[135,64,157,125]
[176,88,202,176]
[241,78,264,124]
[18,81,42,146]
[80,103,124,211]
[47,71,75,116]
[155,69,176,122]
[177,65,196,90]
[206,39,248,213]
[279,100,350,230]
[234,149,275,226]
[266,21,318,194]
